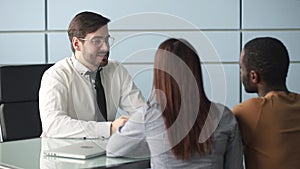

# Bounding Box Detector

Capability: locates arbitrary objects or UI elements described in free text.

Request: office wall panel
[203,32,240,62]
[242,0,300,29]
[48,0,239,30]
[0,0,44,31]
[287,63,300,94]
[111,31,240,63]
[123,64,153,99]
[202,64,240,109]
[110,31,162,64]
[0,34,45,64]
[47,31,240,63]
[47,32,72,63]
[243,31,300,62]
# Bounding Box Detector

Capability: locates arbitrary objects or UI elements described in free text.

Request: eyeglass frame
[78,36,115,47]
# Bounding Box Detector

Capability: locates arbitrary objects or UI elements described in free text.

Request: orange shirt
[233,91,300,169]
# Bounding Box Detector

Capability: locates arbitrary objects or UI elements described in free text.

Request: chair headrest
[0,64,53,103]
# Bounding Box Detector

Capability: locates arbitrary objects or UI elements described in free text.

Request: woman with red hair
[107,38,243,169]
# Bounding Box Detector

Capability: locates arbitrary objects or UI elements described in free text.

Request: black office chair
[0,64,53,142]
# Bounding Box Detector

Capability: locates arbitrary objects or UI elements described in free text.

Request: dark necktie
[95,68,107,121]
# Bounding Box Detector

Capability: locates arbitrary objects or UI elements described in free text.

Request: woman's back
[144,101,243,169]
[106,101,243,169]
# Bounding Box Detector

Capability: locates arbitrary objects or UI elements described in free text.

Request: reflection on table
[0,137,149,169]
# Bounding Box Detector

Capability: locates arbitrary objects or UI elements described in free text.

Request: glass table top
[0,138,149,169]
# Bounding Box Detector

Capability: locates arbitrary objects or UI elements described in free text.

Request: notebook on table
[43,140,106,159]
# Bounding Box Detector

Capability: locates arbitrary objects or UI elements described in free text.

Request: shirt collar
[71,55,95,76]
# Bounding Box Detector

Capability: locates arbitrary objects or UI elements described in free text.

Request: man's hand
[111,115,129,134]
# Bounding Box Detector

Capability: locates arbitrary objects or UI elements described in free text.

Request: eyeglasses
[79,36,115,47]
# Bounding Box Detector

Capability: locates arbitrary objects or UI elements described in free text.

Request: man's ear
[72,37,81,51]
[249,70,260,84]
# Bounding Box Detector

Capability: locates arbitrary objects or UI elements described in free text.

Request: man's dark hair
[67,11,110,53]
[243,37,290,86]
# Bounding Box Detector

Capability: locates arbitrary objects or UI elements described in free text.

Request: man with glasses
[39,11,146,139]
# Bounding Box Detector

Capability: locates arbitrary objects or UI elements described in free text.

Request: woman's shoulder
[211,102,238,131]
[211,103,234,120]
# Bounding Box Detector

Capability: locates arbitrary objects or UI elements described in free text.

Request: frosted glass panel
[204,32,240,62]
[202,64,240,109]
[47,32,72,63]
[48,31,239,64]
[123,64,153,99]
[0,34,45,64]
[287,63,300,93]
[110,32,163,64]
[48,0,239,30]
[0,0,44,30]
[111,31,240,63]
[243,32,300,62]
[242,0,300,29]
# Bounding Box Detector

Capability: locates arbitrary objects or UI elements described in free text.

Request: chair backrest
[0,64,53,142]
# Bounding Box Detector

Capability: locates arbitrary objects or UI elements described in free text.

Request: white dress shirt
[39,56,145,139]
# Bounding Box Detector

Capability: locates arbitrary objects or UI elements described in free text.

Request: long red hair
[153,38,212,160]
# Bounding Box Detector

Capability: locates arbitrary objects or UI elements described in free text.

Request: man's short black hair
[243,37,290,86]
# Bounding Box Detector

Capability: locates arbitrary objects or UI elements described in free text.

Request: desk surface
[0,138,149,169]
